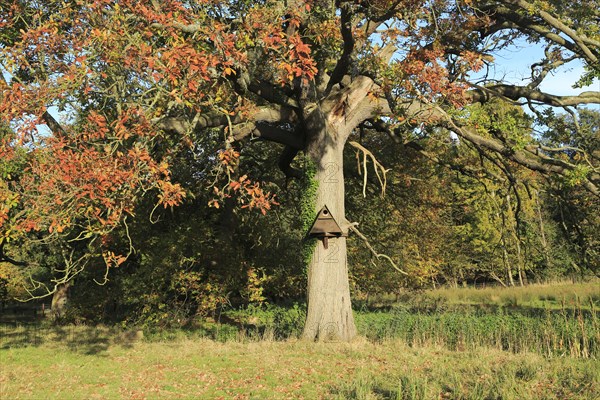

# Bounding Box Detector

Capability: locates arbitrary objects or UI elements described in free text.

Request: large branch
[504,0,599,63]
[325,4,355,94]
[322,75,391,136]
[489,7,572,47]
[0,241,27,267]
[323,1,403,96]
[229,122,304,179]
[468,84,600,107]
[379,99,600,196]
[444,117,600,196]
[232,121,304,149]
[152,105,296,135]
[246,80,300,110]
[481,3,599,64]
[364,118,509,183]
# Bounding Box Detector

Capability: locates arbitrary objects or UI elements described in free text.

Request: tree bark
[290,76,383,341]
[496,205,515,287]
[51,281,71,321]
[506,194,526,286]
[502,240,515,287]
[302,111,357,341]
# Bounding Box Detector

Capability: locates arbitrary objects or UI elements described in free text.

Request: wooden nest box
[307,205,346,249]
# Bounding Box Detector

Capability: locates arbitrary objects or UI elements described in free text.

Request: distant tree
[1,0,598,340]
[540,109,600,276]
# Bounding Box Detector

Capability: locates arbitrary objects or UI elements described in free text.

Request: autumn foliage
[0,0,297,279]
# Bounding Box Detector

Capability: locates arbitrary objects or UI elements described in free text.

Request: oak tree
[1,0,598,340]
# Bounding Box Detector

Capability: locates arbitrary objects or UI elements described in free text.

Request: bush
[222,302,306,339]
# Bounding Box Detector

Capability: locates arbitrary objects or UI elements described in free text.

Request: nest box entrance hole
[307,205,346,249]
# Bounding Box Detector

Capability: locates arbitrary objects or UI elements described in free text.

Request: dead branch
[348,141,390,197]
[346,221,408,276]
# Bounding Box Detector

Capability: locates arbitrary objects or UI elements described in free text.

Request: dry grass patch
[424,280,600,309]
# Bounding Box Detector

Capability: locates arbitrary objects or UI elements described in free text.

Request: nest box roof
[308,205,344,237]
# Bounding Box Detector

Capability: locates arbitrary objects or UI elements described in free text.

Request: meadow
[1,281,599,399]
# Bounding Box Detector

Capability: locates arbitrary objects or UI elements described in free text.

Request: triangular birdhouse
[307,205,345,248]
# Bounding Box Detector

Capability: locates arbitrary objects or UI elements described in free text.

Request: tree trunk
[506,194,526,287]
[498,206,514,286]
[489,270,508,287]
[302,114,356,341]
[502,243,515,287]
[451,276,458,288]
[460,268,467,287]
[494,201,514,287]
[535,192,551,268]
[515,240,525,287]
[51,281,71,321]
[298,75,385,341]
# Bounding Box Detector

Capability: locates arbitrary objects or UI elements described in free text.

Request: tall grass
[356,304,599,358]
[351,280,600,358]
[423,280,599,308]
[6,305,595,359]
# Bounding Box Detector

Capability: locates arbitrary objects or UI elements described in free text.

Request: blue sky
[476,40,600,103]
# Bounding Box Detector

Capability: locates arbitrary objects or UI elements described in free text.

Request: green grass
[1,329,599,399]
[1,281,599,399]
[355,306,599,358]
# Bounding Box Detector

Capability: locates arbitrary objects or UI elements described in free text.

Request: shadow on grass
[0,319,289,355]
[329,384,411,400]
[0,324,142,355]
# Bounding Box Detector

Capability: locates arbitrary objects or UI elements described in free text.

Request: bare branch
[527,48,577,90]
[348,141,390,197]
[347,222,409,276]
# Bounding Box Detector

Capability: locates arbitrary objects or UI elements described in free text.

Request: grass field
[1,330,599,399]
[1,281,599,399]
